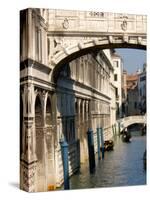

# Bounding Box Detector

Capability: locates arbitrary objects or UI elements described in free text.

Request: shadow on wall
[55,62,80,179]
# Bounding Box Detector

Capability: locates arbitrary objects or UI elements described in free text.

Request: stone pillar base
[20,160,37,192]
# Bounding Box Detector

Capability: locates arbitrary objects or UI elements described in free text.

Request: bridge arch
[51,38,146,82]
[44,10,147,82]
[119,115,146,132]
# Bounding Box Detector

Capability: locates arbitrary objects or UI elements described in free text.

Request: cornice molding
[20,58,51,74]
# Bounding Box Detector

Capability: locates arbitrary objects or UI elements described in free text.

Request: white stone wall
[112,54,123,118]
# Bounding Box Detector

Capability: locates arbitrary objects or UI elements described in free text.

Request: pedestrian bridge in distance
[118,115,146,132]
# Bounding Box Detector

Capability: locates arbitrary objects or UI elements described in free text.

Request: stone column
[85,100,89,130]
[82,100,85,122]
[41,92,48,191]
[77,98,81,140]
[27,8,33,59]
[51,93,57,146]
[20,84,37,192]
[84,100,89,160]
[81,100,88,162]
[20,118,37,192]
[42,91,47,126]
[81,100,85,136]
[51,93,60,188]
[86,100,89,121]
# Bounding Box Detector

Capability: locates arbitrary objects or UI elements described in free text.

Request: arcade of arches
[20,8,146,192]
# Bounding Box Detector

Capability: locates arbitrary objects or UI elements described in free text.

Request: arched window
[35,95,42,127]
[46,97,52,126]
[35,95,45,191]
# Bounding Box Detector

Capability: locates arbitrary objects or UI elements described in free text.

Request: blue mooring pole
[97,127,101,160]
[87,128,96,173]
[100,127,105,159]
[60,140,70,190]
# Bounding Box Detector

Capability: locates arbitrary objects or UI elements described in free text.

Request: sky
[115,48,146,74]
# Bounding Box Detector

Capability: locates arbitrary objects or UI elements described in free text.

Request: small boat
[104,140,114,151]
[122,129,131,142]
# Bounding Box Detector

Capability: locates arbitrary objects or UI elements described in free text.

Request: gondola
[104,140,114,151]
[122,129,131,142]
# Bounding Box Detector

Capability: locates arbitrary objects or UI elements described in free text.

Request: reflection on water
[67,135,146,190]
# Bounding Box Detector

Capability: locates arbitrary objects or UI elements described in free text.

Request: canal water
[67,134,146,190]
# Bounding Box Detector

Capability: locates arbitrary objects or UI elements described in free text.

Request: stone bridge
[44,9,147,80]
[118,115,146,132]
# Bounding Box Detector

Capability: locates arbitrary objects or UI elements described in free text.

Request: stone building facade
[138,64,146,114]
[111,52,123,119]
[122,70,128,117]
[126,73,140,115]
[20,48,115,192]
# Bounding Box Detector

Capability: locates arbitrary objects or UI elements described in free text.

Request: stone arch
[119,115,146,132]
[46,95,52,126]
[122,121,146,131]
[45,94,56,189]
[51,38,146,82]
[121,122,146,133]
[35,94,45,192]
[35,95,43,127]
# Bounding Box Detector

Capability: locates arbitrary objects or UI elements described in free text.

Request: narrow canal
[68,134,146,190]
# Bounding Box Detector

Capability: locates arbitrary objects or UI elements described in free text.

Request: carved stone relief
[62,18,69,29]
[121,20,127,31]
[22,162,37,192]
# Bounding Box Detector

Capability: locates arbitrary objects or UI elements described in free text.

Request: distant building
[126,73,140,115]
[138,64,146,114]
[122,70,128,117]
[112,52,123,119]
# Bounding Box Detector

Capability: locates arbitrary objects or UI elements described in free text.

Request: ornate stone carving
[62,18,69,29]
[36,128,44,139]
[21,161,37,192]
[88,11,104,17]
[121,20,127,31]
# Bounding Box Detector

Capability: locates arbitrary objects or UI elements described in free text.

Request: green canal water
[61,133,146,190]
